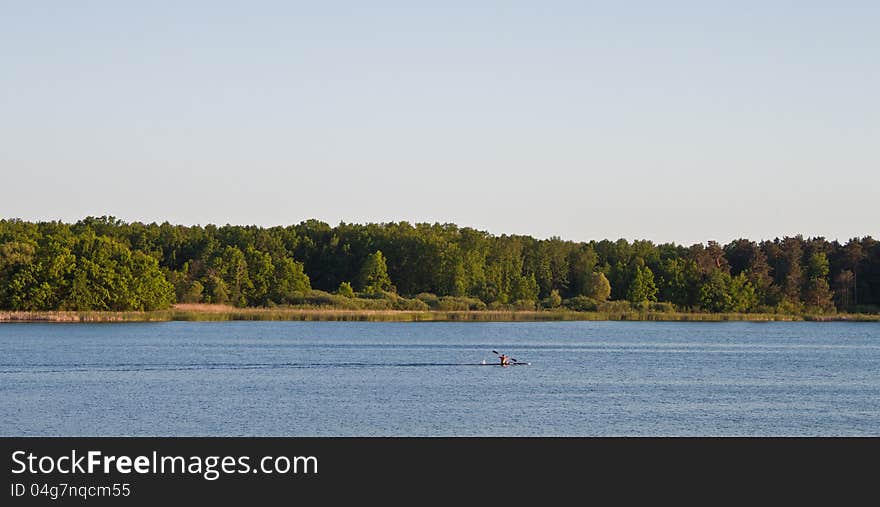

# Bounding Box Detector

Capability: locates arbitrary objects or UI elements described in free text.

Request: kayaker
[499,353,510,366]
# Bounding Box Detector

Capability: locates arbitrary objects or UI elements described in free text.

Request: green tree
[804,252,834,312]
[439,246,469,297]
[627,265,658,303]
[806,251,830,279]
[67,235,131,310]
[482,237,524,303]
[699,271,733,312]
[476,280,500,304]
[205,274,229,305]
[567,247,598,297]
[359,250,393,295]
[546,288,562,308]
[271,257,311,303]
[658,258,700,309]
[180,280,204,303]
[728,273,757,313]
[698,271,756,313]
[511,274,540,302]
[245,246,275,306]
[337,281,355,298]
[58,234,174,311]
[584,272,611,301]
[128,250,175,310]
[745,245,773,306]
[5,238,76,310]
[0,241,37,308]
[212,246,252,307]
[544,237,570,296]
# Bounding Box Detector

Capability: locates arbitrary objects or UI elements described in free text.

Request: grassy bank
[2,304,879,323]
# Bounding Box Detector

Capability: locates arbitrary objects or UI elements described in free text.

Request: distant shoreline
[1,304,878,323]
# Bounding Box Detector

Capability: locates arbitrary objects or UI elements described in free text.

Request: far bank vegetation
[1,217,879,319]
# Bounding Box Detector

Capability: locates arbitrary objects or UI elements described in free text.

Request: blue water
[1,321,878,436]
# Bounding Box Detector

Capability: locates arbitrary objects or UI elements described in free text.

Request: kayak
[478,362,530,366]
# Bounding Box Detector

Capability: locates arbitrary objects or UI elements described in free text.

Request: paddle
[492,350,518,363]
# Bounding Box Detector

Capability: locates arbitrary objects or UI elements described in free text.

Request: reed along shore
[2,305,877,323]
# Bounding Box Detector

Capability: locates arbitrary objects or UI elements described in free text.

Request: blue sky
[1,1,877,245]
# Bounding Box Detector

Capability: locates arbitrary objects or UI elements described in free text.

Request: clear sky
[1,1,877,246]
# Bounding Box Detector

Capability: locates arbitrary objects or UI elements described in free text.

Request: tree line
[0,217,878,314]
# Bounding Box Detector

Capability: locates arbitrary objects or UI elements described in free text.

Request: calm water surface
[1,321,878,436]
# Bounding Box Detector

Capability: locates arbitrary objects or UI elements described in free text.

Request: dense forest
[1,217,878,314]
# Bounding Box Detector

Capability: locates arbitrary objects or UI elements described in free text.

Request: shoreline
[1,305,878,323]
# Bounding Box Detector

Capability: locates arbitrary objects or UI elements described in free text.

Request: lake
[1,321,878,436]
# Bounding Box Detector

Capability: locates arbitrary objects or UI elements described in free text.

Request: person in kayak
[499,353,511,366]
